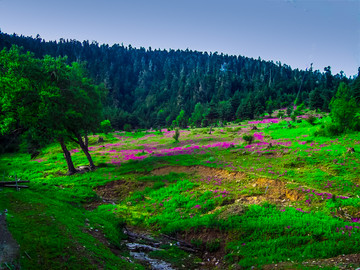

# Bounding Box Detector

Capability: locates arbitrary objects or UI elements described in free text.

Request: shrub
[173,128,180,142]
[290,114,296,122]
[305,115,317,126]
[100,120,112,134]
[277,110,285,119]
[242,134,254,144]
[206,239,221,252]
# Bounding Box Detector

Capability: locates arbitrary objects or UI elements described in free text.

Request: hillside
[0,31,350,130]
[1,114,360,269]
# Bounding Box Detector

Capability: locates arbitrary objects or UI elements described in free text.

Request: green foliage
[172,109,187,128]
[123,123,132,132]
[0,46,104,171]
[293,103,305,117]
[265,98,274,117]
[0,45,358,269]
[242,134,254,144]
[329,83,359,133]
[276,110,285,119]
[286,106,293,116]
[225,205,360,268]
[205,101,219,125]
[305,115,317,126]
[290,113,297,122]
[0,32,348,130]
[309,87,324,110]
[100,119,112,134]
[206,239,221,252]
[173,128,180,142]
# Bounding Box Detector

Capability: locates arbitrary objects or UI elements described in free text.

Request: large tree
[42,58,103,170]
[0,46,103,174]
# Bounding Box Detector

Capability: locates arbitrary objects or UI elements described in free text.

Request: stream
[126,242,174,270]
[122,227,199,270]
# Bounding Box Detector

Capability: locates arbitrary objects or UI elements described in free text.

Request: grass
[1,117,360,269]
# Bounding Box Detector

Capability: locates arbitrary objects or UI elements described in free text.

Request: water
[126,242,174,270]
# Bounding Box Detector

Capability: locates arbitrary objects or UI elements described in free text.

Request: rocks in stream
[122,228,200,270]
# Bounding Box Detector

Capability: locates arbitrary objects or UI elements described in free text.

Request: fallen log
[0,181,30,186]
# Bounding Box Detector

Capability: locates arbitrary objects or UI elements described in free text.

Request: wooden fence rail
[1,173,29,190]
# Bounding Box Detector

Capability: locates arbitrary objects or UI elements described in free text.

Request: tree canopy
[0,31,352,130]
[0,46,103,173]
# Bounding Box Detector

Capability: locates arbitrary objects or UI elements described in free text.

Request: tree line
[0,31,352,131]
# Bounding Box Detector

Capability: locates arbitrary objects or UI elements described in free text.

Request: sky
[0,0,359,77]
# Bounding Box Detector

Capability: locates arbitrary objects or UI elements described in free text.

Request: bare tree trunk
[58,138,77,175]
[85,135,89,148]
[75,133,95,170]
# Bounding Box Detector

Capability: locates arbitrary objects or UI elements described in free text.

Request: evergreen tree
[189,103,204,128]
[309,87,324,110]
[265,98,274,117]
[0,31,346,130]
[329,82,359,132]
[205,101,219,126]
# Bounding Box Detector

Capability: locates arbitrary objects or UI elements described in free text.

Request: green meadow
[1,116,360,269]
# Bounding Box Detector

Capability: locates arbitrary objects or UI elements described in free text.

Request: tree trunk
[85,135,89,148]
[75,133,95,170]
[58,138,77,175]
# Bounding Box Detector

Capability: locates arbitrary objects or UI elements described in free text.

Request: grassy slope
[1,117,360,269]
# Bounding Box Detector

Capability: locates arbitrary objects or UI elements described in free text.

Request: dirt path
[0,211,20,269]
[151,165,246,180]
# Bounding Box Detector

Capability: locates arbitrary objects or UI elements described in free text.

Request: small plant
[157,126,163,135]
[242,134,254,144]
[277,110,285,119]
[206,239,221,252]
[290,114,296,122]
[191,239,203,249]
[305,115,317,126]
[286,106,293,116]
[173,128,180,142]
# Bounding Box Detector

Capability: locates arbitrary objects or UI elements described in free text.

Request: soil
[151,165,246,180]
[85,179,153,210]
[254,178,305,202]
[152,165,304,206]
[0,212,20,269]
[180,227,230,269]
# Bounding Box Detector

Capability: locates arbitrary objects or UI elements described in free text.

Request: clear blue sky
[0,0,359,76]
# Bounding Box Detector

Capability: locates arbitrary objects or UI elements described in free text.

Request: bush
[173,128,180,142]
[100,120,112,134]
[290,114,296,122]
[314,121,344,136]
[242,134,254,144]
[305,115,317,126]
[277,110,285,119]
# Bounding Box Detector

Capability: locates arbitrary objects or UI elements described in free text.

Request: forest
[1,31,360,270]
[0,31,353,131]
